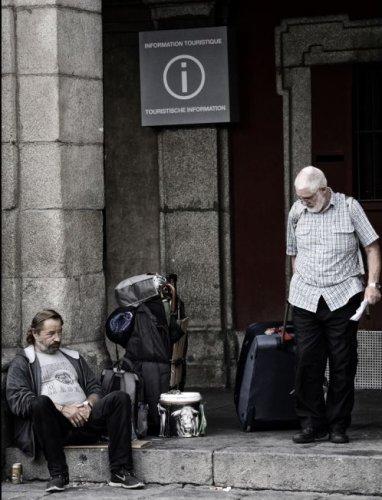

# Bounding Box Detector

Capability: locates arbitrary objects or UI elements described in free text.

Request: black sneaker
[293,427,328,444]
[46,473,69,492]
[109,468,144,489]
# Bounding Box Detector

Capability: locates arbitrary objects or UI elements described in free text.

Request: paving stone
[214,447,382,495]
[1,143,18,210]
[19,75,60,142]
[159,128,218,210]
[5,446,213,485]
[1,6,15,74]
[59,77,103,143]
[1,278,21,347]
[186,362,226,388]
[57,8,102,78]
[19,76,103,143]
[14,0,101,11]
[17,8,102,78]
[21,274,105,345]
[163,211,221,328]
[17,7,59,74]
[186,330,225,363]
[1,481,380,500]
[21,209,103,277]
[20,144,104,209]
[1,209,18,277]
[1,75,17,142]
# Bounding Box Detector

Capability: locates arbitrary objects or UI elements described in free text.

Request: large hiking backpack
[115,274,167,308]
[107,273,188,435]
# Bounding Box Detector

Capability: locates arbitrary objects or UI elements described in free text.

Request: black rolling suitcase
[234,312,298,431]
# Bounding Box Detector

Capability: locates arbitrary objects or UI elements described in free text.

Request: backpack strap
[101,369,116,395]
[346,196,365,276]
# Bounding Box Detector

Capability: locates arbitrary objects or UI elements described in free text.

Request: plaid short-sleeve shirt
[286,190,379,312]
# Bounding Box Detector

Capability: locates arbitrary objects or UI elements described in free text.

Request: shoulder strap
[101,369,116,395]
[345,196,365,275]
[346,195,353,211]
[291,202,305,229]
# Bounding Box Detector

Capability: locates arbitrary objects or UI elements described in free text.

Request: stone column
[1,0,108,369]
[144,0,233,387]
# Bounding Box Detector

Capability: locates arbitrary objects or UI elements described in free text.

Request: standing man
[287,166,381,444]
[6,309,144,492]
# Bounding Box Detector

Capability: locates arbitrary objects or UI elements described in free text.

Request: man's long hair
[26,309,64,345]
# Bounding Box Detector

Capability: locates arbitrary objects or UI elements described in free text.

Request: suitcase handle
[281,302,293,343]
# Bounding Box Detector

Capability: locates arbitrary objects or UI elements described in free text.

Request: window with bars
[353,63,382,201]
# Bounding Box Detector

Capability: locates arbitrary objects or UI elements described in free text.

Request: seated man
[6,309,144,492]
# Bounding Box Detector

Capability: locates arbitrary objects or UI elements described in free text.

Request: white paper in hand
[350,299,368,322]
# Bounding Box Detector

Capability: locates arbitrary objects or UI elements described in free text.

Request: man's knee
[104,391,132,415]
[108,390,131,405]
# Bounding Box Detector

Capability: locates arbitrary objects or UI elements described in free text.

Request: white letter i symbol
[181,62,188,93]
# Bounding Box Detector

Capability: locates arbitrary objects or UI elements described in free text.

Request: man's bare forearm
[364,240,381,284]
[291,256,296,274]
[364,240,381,305]
[86,394,100,407]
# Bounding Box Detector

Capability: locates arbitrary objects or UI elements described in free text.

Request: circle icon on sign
[163,55,205,100]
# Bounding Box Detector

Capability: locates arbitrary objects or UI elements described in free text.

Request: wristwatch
[83,400,93,409]
[368,282,381,290]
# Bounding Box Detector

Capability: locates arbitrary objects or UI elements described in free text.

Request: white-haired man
[287,166,381,444]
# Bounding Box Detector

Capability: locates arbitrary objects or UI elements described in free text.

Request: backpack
[100,361,148,440]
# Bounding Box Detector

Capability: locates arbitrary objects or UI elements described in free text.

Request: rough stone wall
[103,0,234,386]
[1,0,108,370]
[158,127,232,387]
[143,0,234,388]
[103,29,160,317]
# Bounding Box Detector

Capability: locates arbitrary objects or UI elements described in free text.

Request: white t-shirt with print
[36,350,86,405]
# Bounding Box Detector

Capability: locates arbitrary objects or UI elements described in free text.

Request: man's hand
[61,404,88,427]
[364,241,381,305]
[76,403,92,421]
[364,285,381,305]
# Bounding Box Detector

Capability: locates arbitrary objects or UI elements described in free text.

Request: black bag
[101,362,148,439]
[234,317,298,431]
[105,307,135,348]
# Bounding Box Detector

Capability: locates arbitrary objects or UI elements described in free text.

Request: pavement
[2,481,381,499]
[2,389,382,498]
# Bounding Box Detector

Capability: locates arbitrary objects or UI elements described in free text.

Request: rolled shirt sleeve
[350,198,379,247]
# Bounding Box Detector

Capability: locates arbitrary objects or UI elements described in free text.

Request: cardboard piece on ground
[65,440,151,450]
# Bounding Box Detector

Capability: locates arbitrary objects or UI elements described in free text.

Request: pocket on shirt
[332,225,354,235]
[295,223,311,235]
[332,225,356,249]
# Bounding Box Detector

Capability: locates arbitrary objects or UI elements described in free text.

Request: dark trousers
[292,293,362,431]
[31,391,133,477]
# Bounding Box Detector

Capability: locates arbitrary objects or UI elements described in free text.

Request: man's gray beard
[35,341,60,354]
[307,193,327,213]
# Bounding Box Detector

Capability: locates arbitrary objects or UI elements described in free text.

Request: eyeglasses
[297,191,317,202]
[297,189,324,204]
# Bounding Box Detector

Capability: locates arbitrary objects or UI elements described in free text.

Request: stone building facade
[2,0,108,374]
[2,0,382,394]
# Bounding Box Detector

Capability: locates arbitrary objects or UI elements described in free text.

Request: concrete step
[5,429,382,496]
[4,390,382,496]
